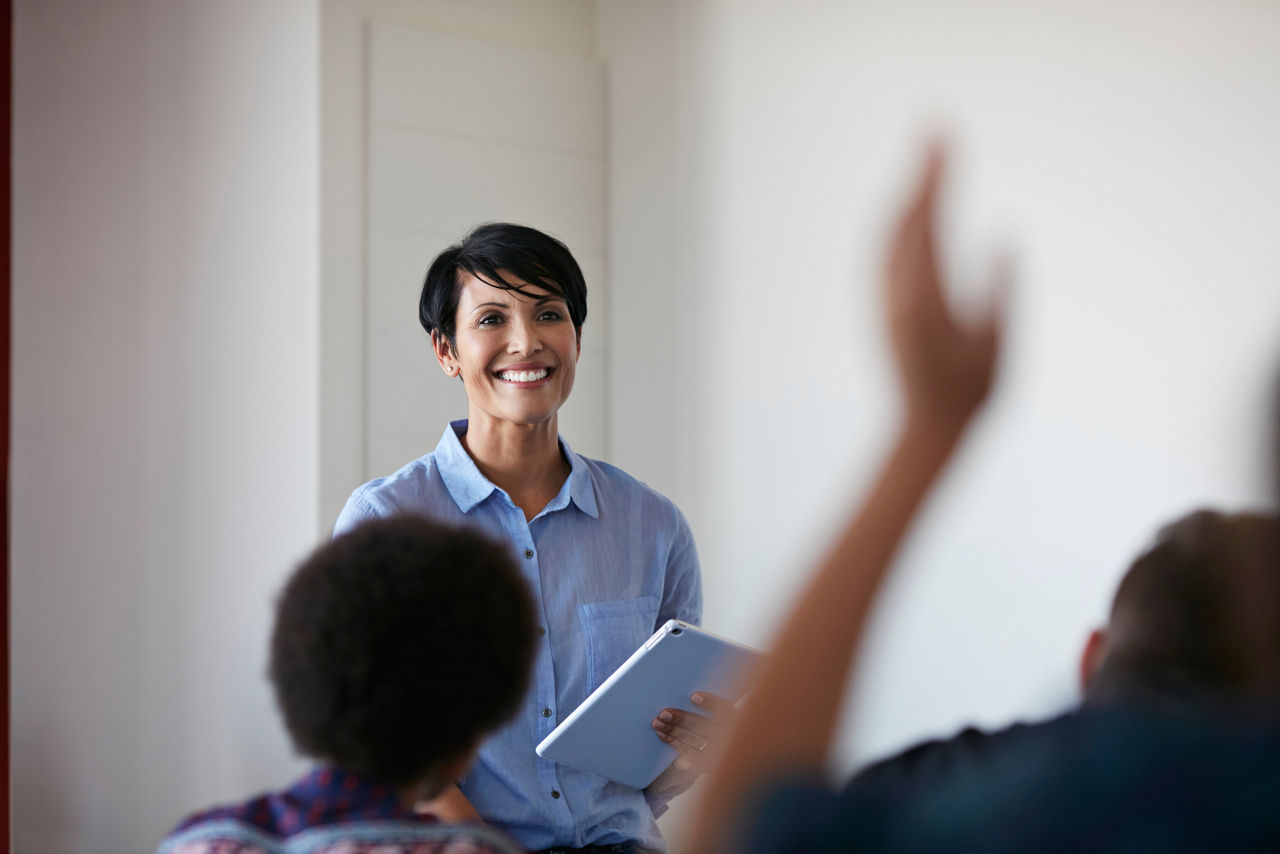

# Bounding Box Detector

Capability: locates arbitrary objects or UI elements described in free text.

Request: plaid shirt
[157,766,524,854]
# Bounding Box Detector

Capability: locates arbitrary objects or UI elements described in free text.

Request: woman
[334,223,727,854]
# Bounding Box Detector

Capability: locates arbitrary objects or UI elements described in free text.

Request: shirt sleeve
[645,505,704,817]
[332,487,383,538]
[656,505,702,627]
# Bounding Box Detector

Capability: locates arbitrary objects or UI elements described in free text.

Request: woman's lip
[494,366,554,383]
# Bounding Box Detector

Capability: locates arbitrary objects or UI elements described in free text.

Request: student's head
[419,222,589,354]
[1081,509,1280,706]
[269,515,538,794]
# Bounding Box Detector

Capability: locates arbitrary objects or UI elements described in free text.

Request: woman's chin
[472,408,562,431]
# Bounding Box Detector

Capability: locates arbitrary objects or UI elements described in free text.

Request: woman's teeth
[499,369,549,383]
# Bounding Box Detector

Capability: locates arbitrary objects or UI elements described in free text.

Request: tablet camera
[671,627,683,635]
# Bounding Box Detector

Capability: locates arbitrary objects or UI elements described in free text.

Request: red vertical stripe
[2,0,11,849]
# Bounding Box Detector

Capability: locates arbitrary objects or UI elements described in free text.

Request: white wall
[11,1,320,851]
[600,0,1280,799]
[596,0,715,524]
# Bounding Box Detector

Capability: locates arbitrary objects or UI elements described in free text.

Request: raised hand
[688,141,1011,854]
[886,145,1005,433]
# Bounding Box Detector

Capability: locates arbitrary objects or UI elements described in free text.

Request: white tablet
[535,619,763,789]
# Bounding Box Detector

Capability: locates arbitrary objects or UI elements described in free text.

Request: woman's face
[433,271,580,431]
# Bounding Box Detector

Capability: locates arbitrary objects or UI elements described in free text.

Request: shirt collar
[548,434,599,519]
[435,421,498,513]
[292,765,405,813]
[436,420,598,519]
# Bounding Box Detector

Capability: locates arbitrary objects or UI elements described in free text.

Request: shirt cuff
[644,774,697,818]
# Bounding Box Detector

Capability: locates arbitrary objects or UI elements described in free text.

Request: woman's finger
[655,723,713,754]
[653,723,716,773]
[653,708,716,740]
[691,692,739,722]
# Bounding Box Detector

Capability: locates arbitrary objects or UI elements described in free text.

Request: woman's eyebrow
[470,294,565,313]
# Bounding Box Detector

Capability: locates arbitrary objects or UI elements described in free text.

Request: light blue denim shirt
[334,421,702,851]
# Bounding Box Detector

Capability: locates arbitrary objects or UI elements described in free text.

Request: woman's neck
[461,414,570,521]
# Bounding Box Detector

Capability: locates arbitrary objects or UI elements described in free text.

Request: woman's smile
[495,364,553,385]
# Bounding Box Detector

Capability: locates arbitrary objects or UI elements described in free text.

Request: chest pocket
[578,595,661,689]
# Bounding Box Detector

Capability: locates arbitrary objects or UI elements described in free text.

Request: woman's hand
[886,144,1006,434]
[648,692,739,792]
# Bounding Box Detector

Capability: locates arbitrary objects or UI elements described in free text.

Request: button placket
[523,543,554,726]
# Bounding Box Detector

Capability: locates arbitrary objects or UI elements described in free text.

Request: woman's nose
[506,317,543,355]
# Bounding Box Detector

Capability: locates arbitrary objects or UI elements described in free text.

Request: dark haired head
[1087,510,1280,706]
[269,516,538,787]
[420,223,588,351]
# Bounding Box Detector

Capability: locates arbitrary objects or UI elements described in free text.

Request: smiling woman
[333,223,720,854]
[434,271,581,490]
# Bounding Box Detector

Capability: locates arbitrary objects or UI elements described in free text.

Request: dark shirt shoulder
[746,706,1280,853]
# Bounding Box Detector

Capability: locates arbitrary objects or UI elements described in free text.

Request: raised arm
[688,146,1006,853]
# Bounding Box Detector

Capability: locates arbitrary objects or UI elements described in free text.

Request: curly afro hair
[269,515,538,784]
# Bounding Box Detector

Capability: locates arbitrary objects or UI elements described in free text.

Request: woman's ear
[432,331,460,378]
[1079,628,1108,698]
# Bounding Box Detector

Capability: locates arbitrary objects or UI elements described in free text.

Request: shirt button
[524,549,534,559]
[551,790,561,799]
[538,627,546,636]
[542,708,552,717]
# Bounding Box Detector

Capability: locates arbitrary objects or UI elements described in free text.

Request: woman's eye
[477,314,503,327]
[539,310,565,322]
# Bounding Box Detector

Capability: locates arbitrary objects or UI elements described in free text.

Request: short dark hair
[1089,510,1280,704]
[268,516,538,785]
[419,222,588,350]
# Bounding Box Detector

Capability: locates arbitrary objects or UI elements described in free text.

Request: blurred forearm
[689,414,970,853]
